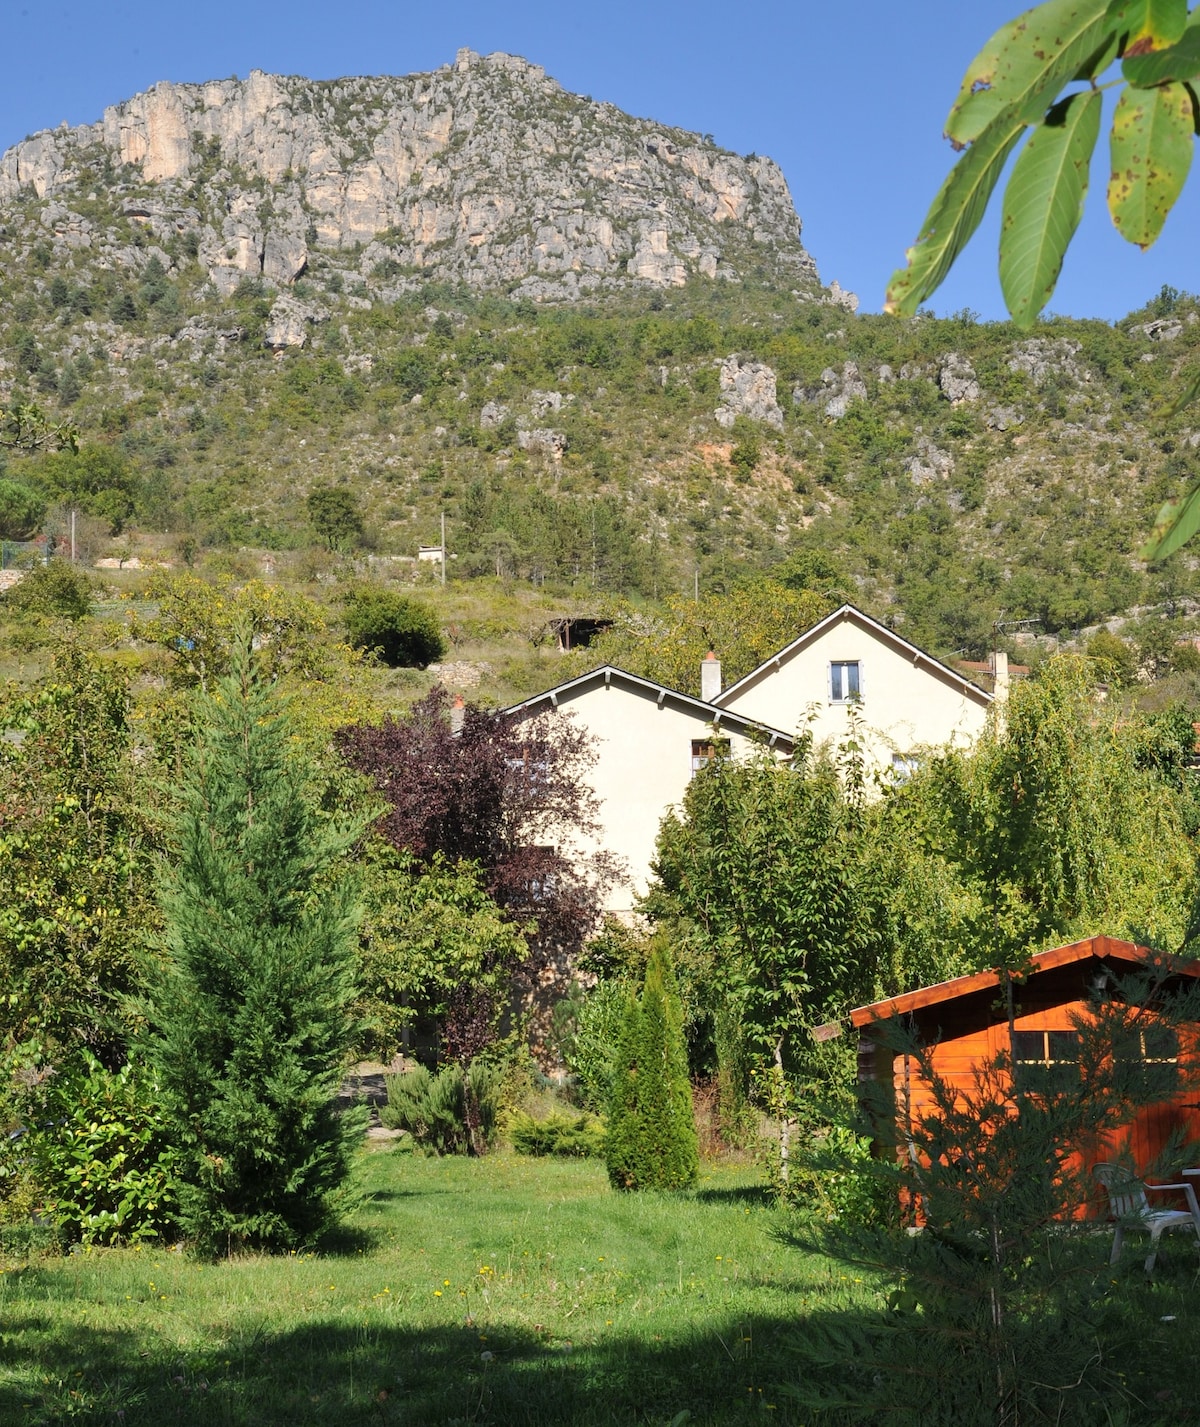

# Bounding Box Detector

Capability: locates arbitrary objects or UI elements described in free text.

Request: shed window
[691,738,729,776]
[1012,1029,1080,1093]
[1115,1023,1179,1098]
[830,660,861,703]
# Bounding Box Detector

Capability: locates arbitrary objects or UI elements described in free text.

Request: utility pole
[70,509,76,563]
[440,510,446,587]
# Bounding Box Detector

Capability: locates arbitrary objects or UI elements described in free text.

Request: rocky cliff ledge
[0,50,825,302]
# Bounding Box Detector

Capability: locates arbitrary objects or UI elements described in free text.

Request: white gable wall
[716,616,989,773]
[526,678,774,915]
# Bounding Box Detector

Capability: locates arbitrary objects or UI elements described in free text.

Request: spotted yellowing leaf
[1122,0,1188,54]
[946,0,1115,146]
[1123,9,1200,84]
[1108,80,1195,246]
[886,112,1026,316]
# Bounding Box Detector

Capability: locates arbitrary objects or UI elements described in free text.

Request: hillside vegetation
[1,59,1199,687]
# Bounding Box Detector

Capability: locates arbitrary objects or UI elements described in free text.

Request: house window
[1114,1023,1179,1098]
[691,738,729,776]
[1012,1029,1080,1093]
[508,744,551,795]
[830,660,861,703]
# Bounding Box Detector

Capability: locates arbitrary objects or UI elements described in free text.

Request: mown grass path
[0,1149,868,1425]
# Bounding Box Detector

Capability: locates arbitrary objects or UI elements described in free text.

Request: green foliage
[554,978,631,1112]
[307,485,364,552]
[936,657,1195,956]
[343,586,445,667]
[356,844,527,1059]
[27,444,140,533]
[593,581,832,697]
[30,1054,180,1245]
[142,643,364,1254]
[132,571,328,687]
[0,478,46,539]
[0,401,78,455]
[0,643,155,1058]
[5,560,93,620]
[509,1110,606,1158]
[894,1,1200,557]
[380,1061,500,1155]
[605,944,698,1192]
[647,734,875,1182]
[1086,627,1139,685]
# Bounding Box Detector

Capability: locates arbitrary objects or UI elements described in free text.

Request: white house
[712,604,992,778]
[504,605,993,915]
[504,666,795,914]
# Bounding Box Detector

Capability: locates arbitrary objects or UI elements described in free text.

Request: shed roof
[850,935,1200,1029]
[501,664,797,752]
[713,603,994,712]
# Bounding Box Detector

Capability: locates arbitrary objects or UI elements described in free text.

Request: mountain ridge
[0,51,832,307]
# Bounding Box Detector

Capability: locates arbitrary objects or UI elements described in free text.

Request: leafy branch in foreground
[889,0,1200,558]
[0,402,78,455]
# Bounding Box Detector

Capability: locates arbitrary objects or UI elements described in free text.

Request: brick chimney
[701,650,722,703]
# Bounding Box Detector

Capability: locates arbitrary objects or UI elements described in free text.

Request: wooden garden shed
[850,936,1200,1206]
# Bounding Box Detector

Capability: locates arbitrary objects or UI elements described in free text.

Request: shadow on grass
[5,1274,1195,1426]
[0,1310,813,1427]
[691,1183,776,1209]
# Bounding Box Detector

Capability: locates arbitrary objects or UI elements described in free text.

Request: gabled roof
[502,664,796,752]
[850,935,1200,1029]
[713,603,993,711]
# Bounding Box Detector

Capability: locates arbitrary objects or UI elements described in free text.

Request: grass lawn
[0,1147,866,1426]
[3,1145,1200,1425]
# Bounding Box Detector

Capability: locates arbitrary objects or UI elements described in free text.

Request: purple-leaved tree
[337,688,617,1061]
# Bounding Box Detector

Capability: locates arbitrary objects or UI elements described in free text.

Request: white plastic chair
[1092,1162,1200,1274]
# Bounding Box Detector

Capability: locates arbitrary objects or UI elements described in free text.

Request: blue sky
[2,0,1196,323]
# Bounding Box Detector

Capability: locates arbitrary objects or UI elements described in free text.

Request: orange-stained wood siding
[854,938,1200,1219]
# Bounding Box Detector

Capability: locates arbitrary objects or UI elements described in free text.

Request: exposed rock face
[714,356,784,429]
[793,360,867,419]
[263,295,327,350]
[0,51,822,302]
[938,352,980,404]
[516,427,568,457]
[905,436,954,483]
[1008,338,1091,386]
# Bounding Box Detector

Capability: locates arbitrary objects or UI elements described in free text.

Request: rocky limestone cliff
[0,50,826,302]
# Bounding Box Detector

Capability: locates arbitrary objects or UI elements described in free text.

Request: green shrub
[5,560,93,620]
[0,479,46,540]
[556,979,629,1112]
[605,945,698,1192]
[381,1061,500,1155]
[30,1055,180,1245]
[343,587,446,668]
[510,1111,605,1158]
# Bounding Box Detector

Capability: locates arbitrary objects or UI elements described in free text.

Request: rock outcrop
[938,352,980,404]
[0,52,824,303]
[714,356,784,429]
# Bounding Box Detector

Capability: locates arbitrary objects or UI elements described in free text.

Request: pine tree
[606,943,698,1191]
[143,643,363,1254]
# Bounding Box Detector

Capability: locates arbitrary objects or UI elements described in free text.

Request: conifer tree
[606,943,698,1192]
[143,642,363,1254]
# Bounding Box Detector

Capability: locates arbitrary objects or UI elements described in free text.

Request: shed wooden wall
[861,958,1200,1217]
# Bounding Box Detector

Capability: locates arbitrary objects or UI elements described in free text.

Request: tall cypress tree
[606,943,698,1191]
[144,643,363,1254]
